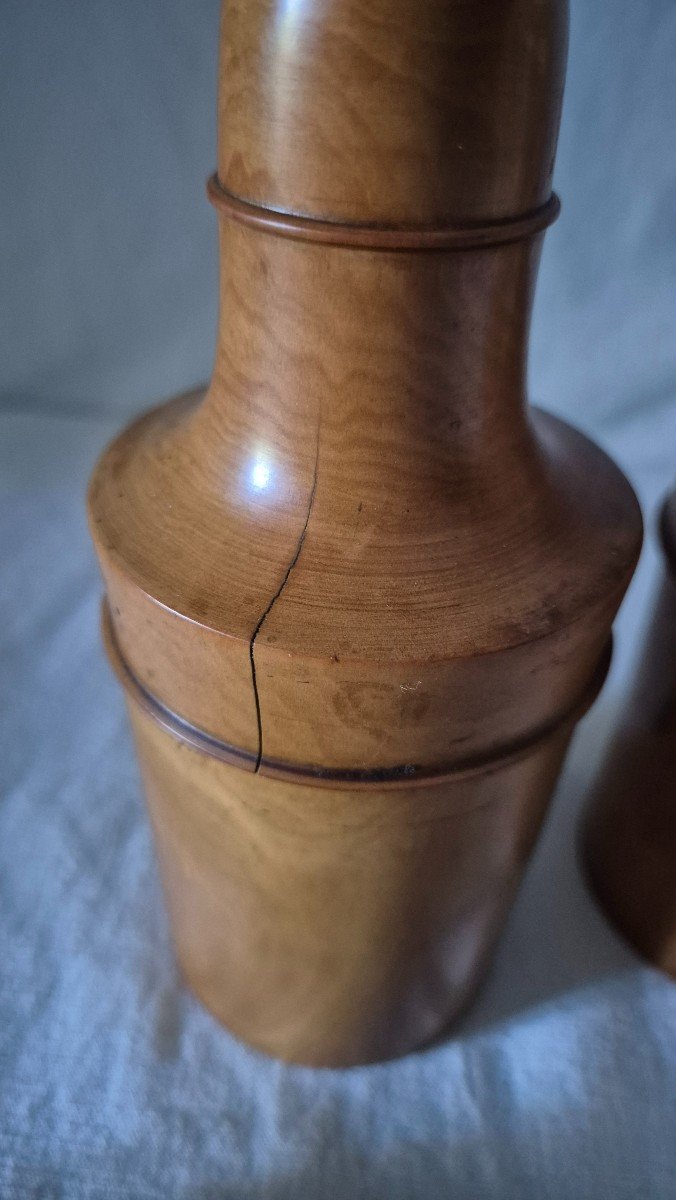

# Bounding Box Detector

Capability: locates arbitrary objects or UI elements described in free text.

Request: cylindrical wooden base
[128,698,573,1066]
[104,604,610,1066]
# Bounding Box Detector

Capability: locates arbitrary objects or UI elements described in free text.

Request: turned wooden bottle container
[582,491,676,976]
[89,0,642,1065]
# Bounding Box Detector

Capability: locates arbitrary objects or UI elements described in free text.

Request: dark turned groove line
[103,601,612,792]
[207,175,561,251]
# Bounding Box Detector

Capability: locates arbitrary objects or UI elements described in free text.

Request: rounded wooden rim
[207,175,561,252]
[103,602,611,790]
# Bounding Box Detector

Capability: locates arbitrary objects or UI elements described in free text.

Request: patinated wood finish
[88,0,642,1065]
[582,492,676,978]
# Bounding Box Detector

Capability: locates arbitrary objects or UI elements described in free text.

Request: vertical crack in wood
[249,411,322,772]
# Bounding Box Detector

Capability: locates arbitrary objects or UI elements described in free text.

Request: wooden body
[582,493,676,977]
[88,0,642,1064]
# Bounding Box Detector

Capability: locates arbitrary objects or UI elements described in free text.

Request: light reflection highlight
[250,459,272,491]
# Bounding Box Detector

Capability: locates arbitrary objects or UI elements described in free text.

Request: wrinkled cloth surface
[2,0,676,1196]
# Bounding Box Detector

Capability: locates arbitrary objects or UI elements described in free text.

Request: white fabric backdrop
[1,1,675,1195]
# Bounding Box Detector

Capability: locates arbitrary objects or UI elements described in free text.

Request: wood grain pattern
[89,227,640,774]
[88,0,642,1063]
[582,491,676,978]
[128,693,572,1066]
[218,0,568,224]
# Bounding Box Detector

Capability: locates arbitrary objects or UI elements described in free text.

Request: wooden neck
[216,0,568,226]
[197,0,567,517]
[198,220,544,495]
